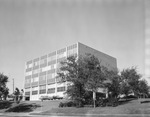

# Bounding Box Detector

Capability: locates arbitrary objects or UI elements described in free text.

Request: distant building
[24,42,117,101]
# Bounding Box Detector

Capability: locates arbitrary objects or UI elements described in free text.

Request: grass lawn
[1,98,150,116]
[34,98,150,116]
[0,99,62,113]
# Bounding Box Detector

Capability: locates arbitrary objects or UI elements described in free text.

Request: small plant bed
[0,101,13,109]
[83,105,93,108]
[59,101,76,107]
[59,98,121,108]
[58,96,138,108]
[5,102,41,112]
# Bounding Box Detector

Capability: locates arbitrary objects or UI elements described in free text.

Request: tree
[84,54,105,92]
[57,55,87,107]
[0,73,9,100]
[58,54,108,108]
[2,87,9,100]
[138,79,149,98]
[120,67,141,96]
[84,54,106,108]
[104,69,121,99]
[0,73,8,86]
[120,81,130,97]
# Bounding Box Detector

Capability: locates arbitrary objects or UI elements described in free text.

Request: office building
[24,42,117,101]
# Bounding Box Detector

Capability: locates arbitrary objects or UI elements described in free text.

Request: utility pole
[13,78,14,93]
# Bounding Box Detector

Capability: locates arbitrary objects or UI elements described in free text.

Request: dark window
[40,55,47,68]
[31,82,38,87]
[57,48,66,54]
[47,78,55,84]
[39,89,46,94]
[67,44,77,50]
[57,86,65,92]
[48,51,56,57]
[48,60,56,65]
[25,92,30,96]
[26,68,32,72]
[57,57,66,63]
[32,90,38,95]
[47,88,55,94]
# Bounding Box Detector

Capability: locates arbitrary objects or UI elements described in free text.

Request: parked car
[39,96,53,101]
[6,97,14,101]
[52,96,63,100]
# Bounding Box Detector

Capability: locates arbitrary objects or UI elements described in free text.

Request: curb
[30,112,150,116]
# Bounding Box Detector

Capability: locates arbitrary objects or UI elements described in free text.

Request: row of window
[67,49,77,57]
[31,65,56,75]
[25,77,63,88]
[27,56,76,74]
[26,54,64,69]
[25,72,57,83]
[25,78,62,87]
[67,44,77,50]
[25,86,66,95]
[26,44,77,70]
[26,69,56,79]
[26,60,64,73]
[27,58,65,68]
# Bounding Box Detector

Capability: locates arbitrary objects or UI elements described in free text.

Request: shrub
[107,98,119,107]
[126,95,138,99]
[83,91,106,106]
[96,98,108,107]
[59,102,64,107]
[96,98,119,107]
[59,101,76,108]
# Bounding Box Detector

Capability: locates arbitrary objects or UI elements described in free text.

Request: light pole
[13,78,14,93]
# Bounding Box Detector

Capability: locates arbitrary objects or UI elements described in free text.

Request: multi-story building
[24,42,117,101]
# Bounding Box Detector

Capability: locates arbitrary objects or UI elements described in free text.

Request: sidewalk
[30,112,150,117]
[1,111,150,117]
[0,112,31,116]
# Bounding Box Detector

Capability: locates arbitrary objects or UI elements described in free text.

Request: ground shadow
[0,101,13,109]
[118,99,134,106]
[5,103,41,112]
[140,100,150,104]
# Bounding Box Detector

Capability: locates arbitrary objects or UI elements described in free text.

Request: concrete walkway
[1,112,150,117]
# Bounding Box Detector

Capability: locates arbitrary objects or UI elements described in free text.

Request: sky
[0,0,145,93]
